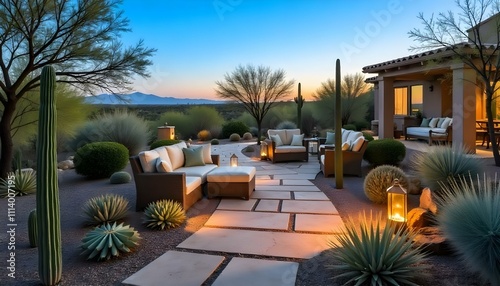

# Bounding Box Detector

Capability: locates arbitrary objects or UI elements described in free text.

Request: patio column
[452,65,477,152]
[378,77,394,138]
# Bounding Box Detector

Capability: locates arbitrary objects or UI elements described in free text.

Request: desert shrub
[82,194,129,225]
[276,120,297,129]
[0,169,37,197]
[363,138,406,166]
[411,145,482,194]
[229,133,241,141]
[236,112,257,128]
[362,131,374,141]
[71,110,151,155]
[74,142,129,179]
[342,124,356,131]
[197,129,212,141]
[150,139,181,149]
[209,125,222,139]
[249,126,259,137]
[328,212,428,285]
[153,111,191,140]
[364,165,408,204]
[109,171,131,184]
[222,121,249,138]
[435,175,500,285]
[80,222,141,261]
[210,138,220,145]
[143,200,186,230]
[319,129,334,137]
[352,120,369,131]
[186,106,224,136]
[242,132,253,140]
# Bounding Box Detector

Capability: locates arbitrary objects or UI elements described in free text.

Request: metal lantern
[260,141,268,160]
[386,179,407,223]
[230,154,238,167]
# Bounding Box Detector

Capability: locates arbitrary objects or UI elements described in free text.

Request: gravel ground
[0,142,497,285]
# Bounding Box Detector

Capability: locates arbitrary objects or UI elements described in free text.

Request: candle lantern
[386,178,407,223]
[260,141,268,160]
[230,154,238,167]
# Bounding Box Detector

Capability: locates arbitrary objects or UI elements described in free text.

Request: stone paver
[205,210,290,230]
[273,173,317,180]
[282,179,313,186]
[256,179,280,185]
[213,258,298,286]
[178,228,332,259]
[281,200,338,214]
[122,251,224,286]
[251,190,291,200]
[256,185,320,192]
[293,191,329,200]
[256,169,297,175]
[217,199,257,211]
[255,199,280,212]
[294,214,344,233]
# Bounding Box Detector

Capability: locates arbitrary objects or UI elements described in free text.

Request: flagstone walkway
[122,142,345,286]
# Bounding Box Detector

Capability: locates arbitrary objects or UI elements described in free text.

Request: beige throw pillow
[156,158,173,173]
[166,145,185,170]
[138,150,160,173]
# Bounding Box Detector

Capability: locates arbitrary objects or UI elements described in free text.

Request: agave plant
[0,169,37,197]
[411,144,482,194]
[143,200,186,230]
[82,194,129,226]
[328,212,428,286]
[435,175,500,285]
[80,222,141,261]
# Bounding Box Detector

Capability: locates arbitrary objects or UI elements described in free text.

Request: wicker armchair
[319,140,368,177]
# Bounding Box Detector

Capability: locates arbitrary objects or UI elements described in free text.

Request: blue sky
[120,0,460,100]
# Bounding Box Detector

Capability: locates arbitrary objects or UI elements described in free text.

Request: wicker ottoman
[207,166,256,200]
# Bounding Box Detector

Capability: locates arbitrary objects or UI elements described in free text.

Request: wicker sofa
[267,129,308,163]
[405,117,452,145]
[130,142,219,211]
[319,137,368,177]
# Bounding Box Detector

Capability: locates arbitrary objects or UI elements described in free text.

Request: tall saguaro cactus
[334,59,343,188]
[36,66,62,285]
[294,82,305,130]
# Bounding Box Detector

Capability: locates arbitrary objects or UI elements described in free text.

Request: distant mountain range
[85,92,225,105]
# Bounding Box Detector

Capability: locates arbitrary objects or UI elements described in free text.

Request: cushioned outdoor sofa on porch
[266,129,309,163]
[405,117,452,145]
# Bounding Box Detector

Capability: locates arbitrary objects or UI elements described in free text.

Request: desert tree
[313,72,370,127]
[215,64,295,143]
[409,0,500,165]
[0,0,156,178]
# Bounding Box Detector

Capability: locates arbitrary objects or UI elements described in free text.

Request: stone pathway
[122,142,344,286]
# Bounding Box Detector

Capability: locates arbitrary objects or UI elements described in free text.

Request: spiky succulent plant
[328,212,428,286]
[80,222,141,261]
[0,169,37,197]
[82,194,129,226]
[143,200,186,230]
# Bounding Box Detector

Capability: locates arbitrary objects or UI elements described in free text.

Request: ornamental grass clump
[80,222,141,261]
[363,165,408,204]
[435,175,500,285]
[411,144,482,195]
[82,194,129,226]
[328,212,429,286]
[0,169,36,197]
[143,200,186,230]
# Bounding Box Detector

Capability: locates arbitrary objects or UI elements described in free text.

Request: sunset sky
[120,0,461,100]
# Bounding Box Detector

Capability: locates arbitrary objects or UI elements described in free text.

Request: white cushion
[185,176,202,195]
[320,154,325,165]
[346,131,362,142]
[207,166,256,183]
[341,141,350,151]
[350,137,365,152]
[290,134,304,146]
[274,145,306,153]
[166,144,185,170]
[138,150,160,173]
[440,117,452,129]
[156,158,173,173]
[284,129,301,145]
[429,118,439,128]
[270,134,284,146]
[268,130,287,145]
[198,144,213,164]
[153,146,170,161]
[342,130,352,143]
[176,164,218,183]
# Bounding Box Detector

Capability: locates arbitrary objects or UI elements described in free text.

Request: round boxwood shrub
[211,138,220,145]
[362,131,374,142]
[364,165,408,204]
[343,124,356,131]
[222,121,249,138]
[110,171,131,184]
[150,139,181,150]
[242,132,253,140]
[74,142,129,179]
[363,139,406,166]
[229,133,241,141]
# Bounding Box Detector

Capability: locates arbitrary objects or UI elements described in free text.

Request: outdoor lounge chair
[319,139,368,177]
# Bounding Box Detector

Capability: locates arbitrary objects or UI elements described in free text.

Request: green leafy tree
[408,0,500,166]
[215,64,295,143]
[314,73,370,127]
[0,0,155,178]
